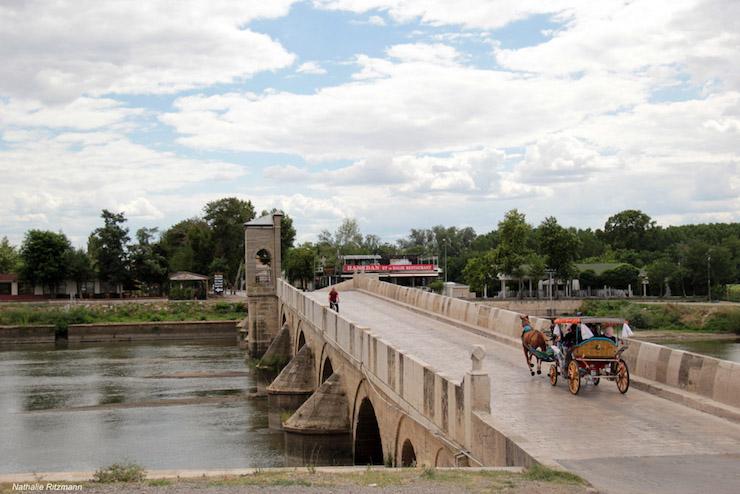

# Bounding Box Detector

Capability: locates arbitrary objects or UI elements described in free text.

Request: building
[0,273,123,301]
[339,254,441,287]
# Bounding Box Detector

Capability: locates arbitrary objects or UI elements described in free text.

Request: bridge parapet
[277,279,491,460]
[352,275,550,340]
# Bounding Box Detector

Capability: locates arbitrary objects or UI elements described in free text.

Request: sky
[1,0,738,247]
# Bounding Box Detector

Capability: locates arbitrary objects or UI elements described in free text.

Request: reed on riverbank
[0,301,246,331]
[580,300,740,333]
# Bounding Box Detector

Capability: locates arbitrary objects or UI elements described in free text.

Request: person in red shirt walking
[329,287,339,312]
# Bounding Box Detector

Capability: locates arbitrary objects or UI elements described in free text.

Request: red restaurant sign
[343,264,436,272]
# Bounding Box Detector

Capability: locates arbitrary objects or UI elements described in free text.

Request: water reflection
[0,340,284,474]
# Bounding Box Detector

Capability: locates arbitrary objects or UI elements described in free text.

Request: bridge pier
[266,345,315,430]
[257,323,291,372]
[283,373,353,466]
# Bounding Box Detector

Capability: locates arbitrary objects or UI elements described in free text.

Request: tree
[578,269,600,290]
[88,210,130,292]
[491,210,532,283]
[65,248,95,297]
[536,217,580,279]
[161,218,214,275]
[284,245,316,289]
[462,251,497,295]
[602,209,656,251]
[335,218,364,253]
[20,230,72,292]
[526,253,547,295]
[129,227,168,295]
[645,257,678,296]
[0,237,20,273]
[204,197,255,282]
[600,264,640,290]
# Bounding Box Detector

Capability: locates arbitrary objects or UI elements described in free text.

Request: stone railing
[277,279,491,460]
[353,275,550,340]
[351,275,740,415]
[622,339,740,410]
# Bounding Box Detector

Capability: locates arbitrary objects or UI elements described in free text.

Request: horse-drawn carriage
[547,317,631,395]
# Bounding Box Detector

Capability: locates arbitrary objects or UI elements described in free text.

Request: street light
[707,254,711,302]
[443,239,448,283]
[545,268,556,316]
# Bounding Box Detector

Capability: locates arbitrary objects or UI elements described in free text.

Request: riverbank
[0,320,239,344]
[632,330,737,342]
[580,300,740,333]
[0,466,591,494]
[0,301,246,327]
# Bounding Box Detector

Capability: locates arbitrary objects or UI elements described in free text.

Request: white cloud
[368,15,386,26]
[386,43,461,65]
[0,97,141,130]
[0,1,297,103]
[297,62,328,75]
[0,132,246,244]
[162,54,646,161]
[313,0,578,29]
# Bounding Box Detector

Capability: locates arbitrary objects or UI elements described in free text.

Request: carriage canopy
[553,317,626,327]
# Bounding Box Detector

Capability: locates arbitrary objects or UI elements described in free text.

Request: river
[660,338,740,364]
[0,340,284,474]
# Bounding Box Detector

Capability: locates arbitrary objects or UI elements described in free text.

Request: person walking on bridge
[329,287,340,313]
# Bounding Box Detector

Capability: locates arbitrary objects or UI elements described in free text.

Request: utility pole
[707,254,711,302]
[444,239,448,283]
[546,268,556,316]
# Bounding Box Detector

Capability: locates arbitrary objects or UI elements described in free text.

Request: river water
[0,340,284,474]
[661,338,740,364]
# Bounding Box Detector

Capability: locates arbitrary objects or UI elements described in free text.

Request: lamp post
[707,254,711,302]
[545,268,556,316]
[443,239,448,283]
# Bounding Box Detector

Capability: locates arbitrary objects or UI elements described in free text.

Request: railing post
[464,344,491,449]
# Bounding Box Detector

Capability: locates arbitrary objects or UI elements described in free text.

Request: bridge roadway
[307,289,740,494]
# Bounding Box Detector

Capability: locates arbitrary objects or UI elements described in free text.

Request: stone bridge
[243,213,740,494]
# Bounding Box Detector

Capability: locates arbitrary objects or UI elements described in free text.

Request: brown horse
[521,316,548,376]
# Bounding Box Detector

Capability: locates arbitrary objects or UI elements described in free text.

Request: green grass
[524,464,586,484]
[0,301,246,328]
[146,479,172,486]
[92,462,146,483]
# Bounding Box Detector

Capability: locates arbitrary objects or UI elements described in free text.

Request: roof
[341,254,382,260]
[245,214,274,226]
[0,273,17,282]
[554,317,626,326]
[245,211,283,227]
[169,271,209,281]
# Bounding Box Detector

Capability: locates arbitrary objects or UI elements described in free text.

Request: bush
[93,462,146,483]
[428,280,444,294]
[705,310,740,334]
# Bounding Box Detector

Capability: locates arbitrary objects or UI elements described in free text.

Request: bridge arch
[434,447,454,467]
[320,349,334,384]
[295,323,306,355]
[400,439,416,467]
[354,397,383,465]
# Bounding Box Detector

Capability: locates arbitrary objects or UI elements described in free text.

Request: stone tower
[244,211,283,357]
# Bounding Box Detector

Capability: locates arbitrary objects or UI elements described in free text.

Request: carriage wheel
[568,361,581,395]
[549,364,558,386]
[616,359,630,394]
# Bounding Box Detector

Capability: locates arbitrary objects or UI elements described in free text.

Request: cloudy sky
[1,0,738,246]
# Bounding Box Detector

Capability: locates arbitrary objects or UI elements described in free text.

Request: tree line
[3,204,737,298]
[283,210,739,298]
[0,198,296,296]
